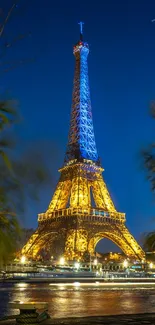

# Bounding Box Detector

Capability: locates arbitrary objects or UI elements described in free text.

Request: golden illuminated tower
[22,23,145,261]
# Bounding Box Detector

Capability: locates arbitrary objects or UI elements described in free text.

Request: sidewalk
[0,314,155,324]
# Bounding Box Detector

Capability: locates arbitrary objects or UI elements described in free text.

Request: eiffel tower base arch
[22,214,145,262]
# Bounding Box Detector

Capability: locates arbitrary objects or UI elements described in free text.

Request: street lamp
[149,262,153,269]
[21,256,26,264]
[20,256,26,273]
[89,253,92,272]
[74,262,80,270]
[123,260,128,268]
[94,259,98,266]
[59,257,65,266]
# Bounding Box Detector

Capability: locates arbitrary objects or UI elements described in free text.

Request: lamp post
[149,262,153,269]
[94,258,98,266]
[20,256,26,273]
[89,254,92,272]
[21,256,26,264]
[123,260,128,269]
[59,257,65,266]
[74,262,80,270]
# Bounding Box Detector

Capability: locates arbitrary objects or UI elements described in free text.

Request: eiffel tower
[22,23,145,261]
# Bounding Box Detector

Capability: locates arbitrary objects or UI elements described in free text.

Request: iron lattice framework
[65,39,99,164]
[22,25,145,261]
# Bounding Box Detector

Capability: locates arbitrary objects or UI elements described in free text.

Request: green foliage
[142,145,155,192]
[0,3,54,265]
[142,101,155,191]
[0,101,18,264]
[143,232,155,252]
[0,100,17,129]
[142,103,155,253]
[0,101,53,264]
[0,215,21,265]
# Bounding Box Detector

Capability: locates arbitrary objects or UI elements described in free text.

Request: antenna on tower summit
[78,21,84,41]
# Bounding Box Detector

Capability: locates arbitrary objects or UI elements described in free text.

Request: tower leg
[92,176,116,211]
[65,228,88,260]
[48,180,71,212]
[22,227,66,260]
[87,223,145,261]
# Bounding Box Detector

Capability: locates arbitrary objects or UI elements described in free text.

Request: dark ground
[1,314,155,324]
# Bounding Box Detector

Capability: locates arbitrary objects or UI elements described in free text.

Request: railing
[38,207,125,223]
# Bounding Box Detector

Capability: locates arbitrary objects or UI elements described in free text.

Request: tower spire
[64,23,99,165]
[78,21,84,41]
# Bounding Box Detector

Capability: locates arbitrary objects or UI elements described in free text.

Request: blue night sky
[2,0,155,251]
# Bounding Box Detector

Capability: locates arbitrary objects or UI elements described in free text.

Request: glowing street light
[73,281,80,286]
[74,262,80,270]
[123,260,128,268]
[21,256,26,264]
[149,262,153,269]
[59,257,65,265]
[94,259,97,265]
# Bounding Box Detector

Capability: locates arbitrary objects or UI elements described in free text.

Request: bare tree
[0,1,34,74]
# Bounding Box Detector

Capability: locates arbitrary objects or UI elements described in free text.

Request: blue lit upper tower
[64,22,99,165]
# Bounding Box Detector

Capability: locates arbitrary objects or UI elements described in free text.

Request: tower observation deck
[22,24,145,262]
